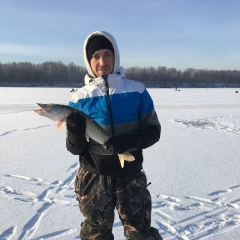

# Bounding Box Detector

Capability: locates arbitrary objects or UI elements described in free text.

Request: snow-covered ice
[0,87,240,240]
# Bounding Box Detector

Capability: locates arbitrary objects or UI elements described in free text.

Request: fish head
[35,103,74,122]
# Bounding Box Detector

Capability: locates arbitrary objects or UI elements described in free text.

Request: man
[66,31,162,240]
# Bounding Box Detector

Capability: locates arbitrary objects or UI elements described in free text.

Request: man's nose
[99,56,106,65]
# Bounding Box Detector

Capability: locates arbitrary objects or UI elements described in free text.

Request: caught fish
[34,103,135,167]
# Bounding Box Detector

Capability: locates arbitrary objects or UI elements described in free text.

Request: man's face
[90,49,114,77]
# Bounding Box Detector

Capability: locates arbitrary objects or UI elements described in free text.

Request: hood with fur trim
[83,31,120,78]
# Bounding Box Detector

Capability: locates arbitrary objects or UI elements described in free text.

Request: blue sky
[0,0,240,70]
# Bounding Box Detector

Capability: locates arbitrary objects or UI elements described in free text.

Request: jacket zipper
[103,75,114,135]
[103,75,117,176]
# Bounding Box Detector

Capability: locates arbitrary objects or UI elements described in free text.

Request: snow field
[0,87,240,239]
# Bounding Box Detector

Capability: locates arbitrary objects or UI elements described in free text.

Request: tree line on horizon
[0,61,240,88]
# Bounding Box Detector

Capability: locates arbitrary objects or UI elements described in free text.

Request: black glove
[66,111,86,139]
[66,111,88,156]
[103,134,142,154]
[103,125,161,154]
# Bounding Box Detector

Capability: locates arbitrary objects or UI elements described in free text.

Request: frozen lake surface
[0,87,240,239]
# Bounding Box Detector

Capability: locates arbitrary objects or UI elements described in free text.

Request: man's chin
[98,70,111,76]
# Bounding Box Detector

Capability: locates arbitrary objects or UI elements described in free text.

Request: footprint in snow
[0,226,16,239]
[161,194,181,203]
[208,189,232,196]
[0,130,17,136]
[5,174,44,182]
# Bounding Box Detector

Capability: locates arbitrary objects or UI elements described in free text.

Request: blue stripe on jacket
[69,88,154,128]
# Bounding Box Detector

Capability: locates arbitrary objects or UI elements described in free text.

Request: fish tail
[118,152,135,168]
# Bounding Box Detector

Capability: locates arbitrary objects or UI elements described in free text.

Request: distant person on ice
[66,31,162,240]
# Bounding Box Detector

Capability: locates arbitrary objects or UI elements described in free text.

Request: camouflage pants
[75,167,163,240]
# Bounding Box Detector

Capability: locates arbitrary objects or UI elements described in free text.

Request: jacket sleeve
[138,124,161,149]
[137,88,161,149]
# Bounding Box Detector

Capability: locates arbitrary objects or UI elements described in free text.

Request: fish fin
[118,152,135,168]
[85,133,90,142]
[57,121,64,131]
